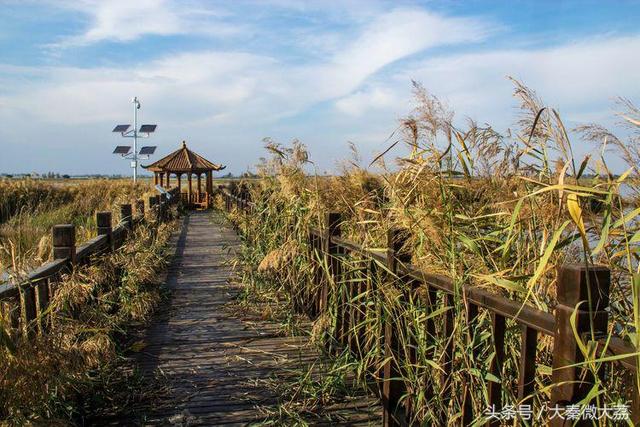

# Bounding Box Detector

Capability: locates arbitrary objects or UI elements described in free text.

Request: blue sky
[0,0,639,175]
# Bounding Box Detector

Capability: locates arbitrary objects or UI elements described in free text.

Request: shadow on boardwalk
[113,211,380,426]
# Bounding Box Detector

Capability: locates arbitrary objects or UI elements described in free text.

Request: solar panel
[112,124,131,133]
[139,124,157,133]
[139,146,157,155]
[113,145,131,155]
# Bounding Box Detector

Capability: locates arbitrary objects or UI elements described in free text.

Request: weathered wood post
[160,193,167,221]
[22,223,75,336]
[382,227,411,427]
[135,199,145,218]
[53,224,76,264]
[120,203,132,231]
[148,195,157,217]
[307,229,321,318]
[321,212,341,315]
[487,313,506,427]
[550,264,610,426]
[96,211,112,251]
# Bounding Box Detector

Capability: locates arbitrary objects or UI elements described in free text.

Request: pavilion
[143,141,225,209]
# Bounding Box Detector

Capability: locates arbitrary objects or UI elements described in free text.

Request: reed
[226,79,640,425]
[0,179,151,276]
[0,217,173,423]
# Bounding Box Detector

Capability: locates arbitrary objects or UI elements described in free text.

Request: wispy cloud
[395,34,640,126]
[0,1,637,174]
[4,7,492,126]
[46,0,246,48]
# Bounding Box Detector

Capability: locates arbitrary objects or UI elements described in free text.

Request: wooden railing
[220,187,253,212]
[0,187,180,339]
[179,191,211,209]
[221,189,639,426]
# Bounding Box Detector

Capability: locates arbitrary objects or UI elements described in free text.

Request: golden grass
[227,79,640,424]
[0,215,174,424]
[0,179,152,276]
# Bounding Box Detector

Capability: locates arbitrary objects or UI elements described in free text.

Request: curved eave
[142,165,226,173]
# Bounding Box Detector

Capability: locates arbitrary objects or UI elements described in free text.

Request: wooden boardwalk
[120,211,380,426]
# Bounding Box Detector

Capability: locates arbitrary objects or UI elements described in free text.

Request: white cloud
[318,35,640,171]
[299,8,492,101]
[3,7,491,126]
[0,51,274,125]
[335,86,399,116]
[396,35,640,128]
[48,0,244,47]
[1,2,638,174]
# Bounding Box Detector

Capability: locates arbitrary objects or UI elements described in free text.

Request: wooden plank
[120,211,381,425]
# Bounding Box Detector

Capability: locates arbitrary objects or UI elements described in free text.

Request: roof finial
[182,140,187,148]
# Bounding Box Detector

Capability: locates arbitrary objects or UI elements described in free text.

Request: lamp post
[132,96,140,182]
[112,97,157,183]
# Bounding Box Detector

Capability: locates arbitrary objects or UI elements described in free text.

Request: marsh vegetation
[226,80,640,425]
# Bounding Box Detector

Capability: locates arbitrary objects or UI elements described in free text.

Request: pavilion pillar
[197,173,202,202]
[188,173,193,205]
[177,173,182,195]
[166,172,170,188]
[206,171,213,193]
[206,171,213,208]
[160,173,165,187]
[154,173,158,185]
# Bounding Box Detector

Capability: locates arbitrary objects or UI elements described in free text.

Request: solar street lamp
[111,96,157,183]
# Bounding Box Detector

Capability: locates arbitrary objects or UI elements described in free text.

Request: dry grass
[0,218,174,424]
[0,179,152,276]
[226,79,640,425]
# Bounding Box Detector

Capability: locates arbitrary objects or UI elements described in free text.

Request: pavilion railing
[180,191,211,207]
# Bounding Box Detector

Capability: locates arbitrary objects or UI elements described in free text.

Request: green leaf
[458,233,480,255]
[612,207,640,229]
[474,273,527,294]
[501,198,524,259]
[616,167,635,183]
[520,220,570,310]
[592,194,611,255]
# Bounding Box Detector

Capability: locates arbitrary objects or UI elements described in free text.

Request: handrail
[0,189,181,336]
[224,200,640,425]
[320,229,557,334]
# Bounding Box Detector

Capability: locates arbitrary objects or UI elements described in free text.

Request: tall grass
[0,179,151,276]
[0,217,174,424]
[225,79,640,424]
[0,179,75,225]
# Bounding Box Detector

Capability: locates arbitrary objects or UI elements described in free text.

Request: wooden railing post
[159,194,167,221]
[382,227,411,427]
[308,230,321,318]
[120,203,132,230]
[148,195,157,217]
[550,264,610,425]
[487,313,506,427]
[321,212,341,315]
[53,224,76,264]
[96,211,112,251]
[135,199,145,218]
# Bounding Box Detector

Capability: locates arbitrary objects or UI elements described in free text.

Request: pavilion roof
[142,141,225,173]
